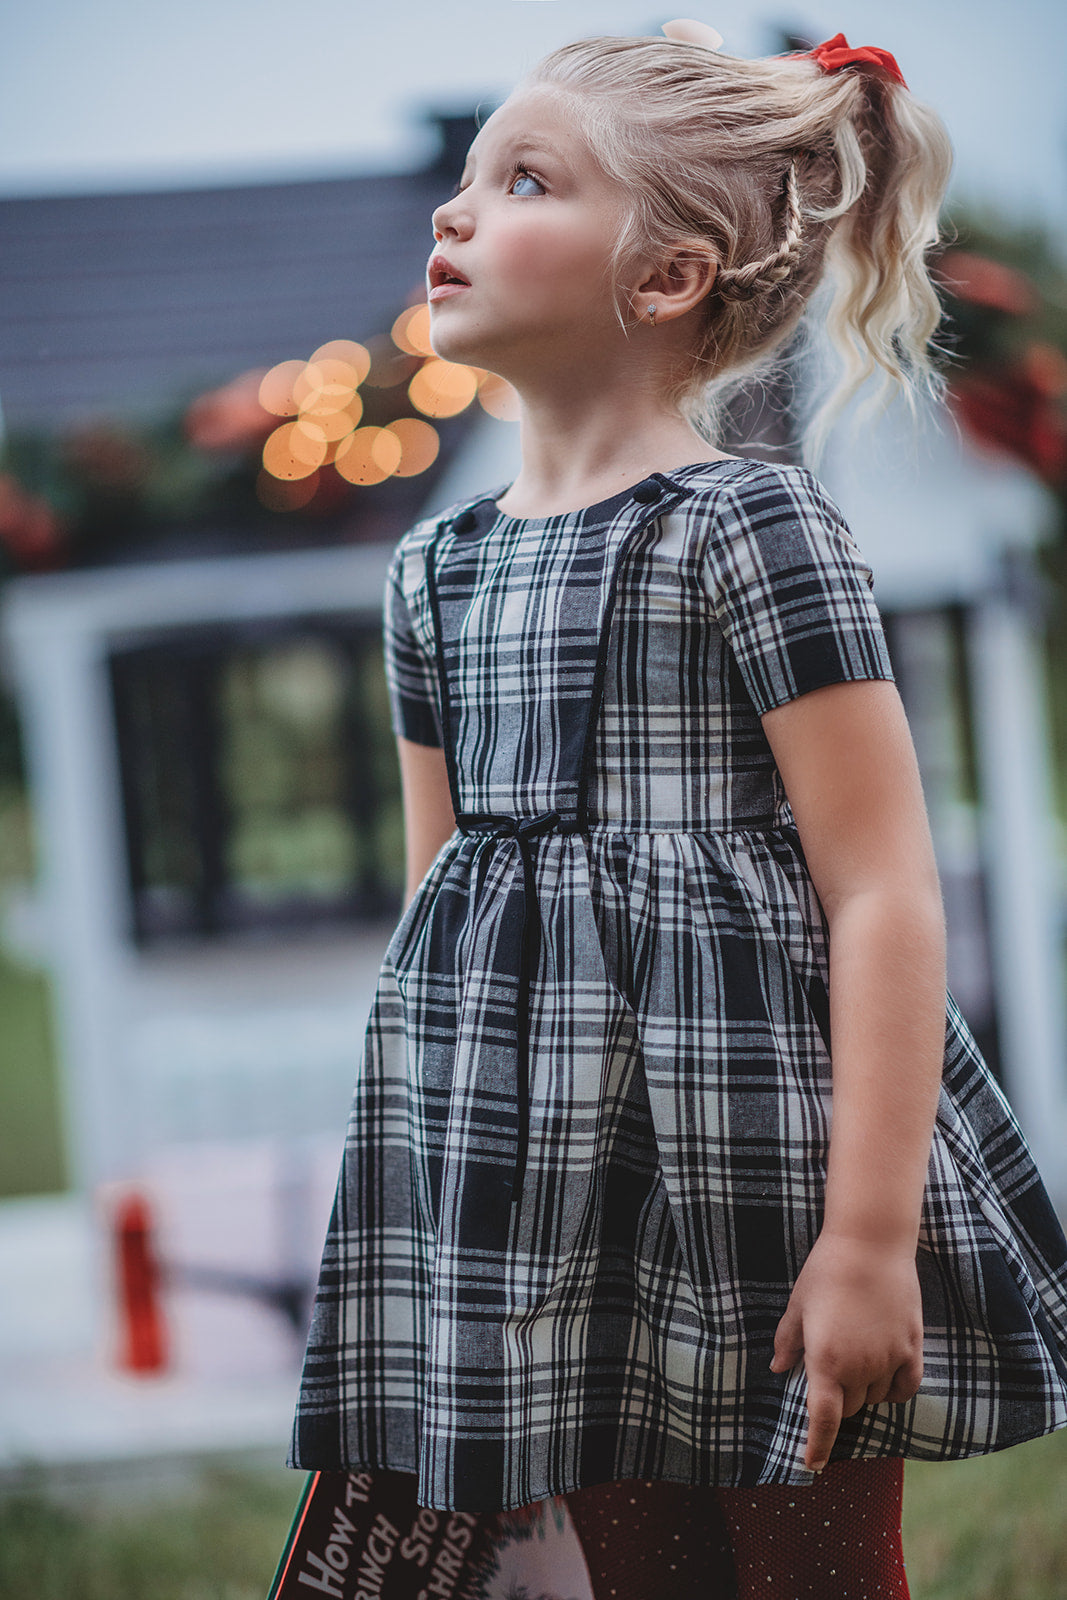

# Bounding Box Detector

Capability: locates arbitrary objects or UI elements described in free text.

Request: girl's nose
[431,195,471,241]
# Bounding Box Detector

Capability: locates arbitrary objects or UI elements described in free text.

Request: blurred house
[0,113,520,1208]
[823,404,1066,1198]
[0,116,524,1441]
[0,111,476,437]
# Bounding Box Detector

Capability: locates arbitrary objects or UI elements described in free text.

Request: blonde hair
[525,36,953,457]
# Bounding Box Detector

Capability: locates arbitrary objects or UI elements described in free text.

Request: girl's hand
[770,1231,924,1472]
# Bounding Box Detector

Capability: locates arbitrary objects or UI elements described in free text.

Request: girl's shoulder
[668,455,867,567]
[667,455,841,518]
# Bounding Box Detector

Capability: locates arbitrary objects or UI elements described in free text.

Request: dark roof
[0,115,474,432]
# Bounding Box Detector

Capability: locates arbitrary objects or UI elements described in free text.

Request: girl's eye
[509,167,546,197]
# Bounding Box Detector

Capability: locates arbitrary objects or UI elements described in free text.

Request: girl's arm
[759,677,946,1472]
[398,737,457,905]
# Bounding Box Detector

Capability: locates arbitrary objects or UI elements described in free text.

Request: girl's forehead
[466,88,590,167]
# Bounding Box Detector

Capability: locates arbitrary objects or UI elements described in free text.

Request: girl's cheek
[495,232,558,279]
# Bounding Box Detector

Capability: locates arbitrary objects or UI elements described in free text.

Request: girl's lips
[428,282,470,303]
[427,253,471,301]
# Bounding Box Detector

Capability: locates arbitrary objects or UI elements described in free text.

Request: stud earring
[647,305,657,327]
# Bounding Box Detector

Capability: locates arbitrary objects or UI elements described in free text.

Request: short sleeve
[702,466,894,715]
[383,542,443,747]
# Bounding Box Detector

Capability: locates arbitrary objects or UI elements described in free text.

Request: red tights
[564,1461,908,1599]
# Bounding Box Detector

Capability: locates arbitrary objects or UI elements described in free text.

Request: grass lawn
[0,949,65,1197]
[903,1430,1067,1598]
[0,1460,304,1600]
[0,1434,1064,1600]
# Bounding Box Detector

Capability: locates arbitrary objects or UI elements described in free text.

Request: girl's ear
[632,243,718,325]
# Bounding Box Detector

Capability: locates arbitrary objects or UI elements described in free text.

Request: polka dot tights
[563,1461,909,1599]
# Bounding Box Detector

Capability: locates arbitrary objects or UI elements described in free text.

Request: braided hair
[527,36,952,456]
[716,162,803,302]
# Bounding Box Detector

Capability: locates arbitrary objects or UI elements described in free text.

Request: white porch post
[966,591,1067,1204]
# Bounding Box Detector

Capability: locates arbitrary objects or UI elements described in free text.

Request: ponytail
[806,66,953,455]
[528,36,953,459]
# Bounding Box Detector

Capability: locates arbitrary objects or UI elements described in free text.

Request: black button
[631,479,662,504]
[451,509,478,534]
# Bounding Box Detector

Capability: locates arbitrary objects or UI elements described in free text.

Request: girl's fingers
[864,1378,893,1407]
[886,1355,924,1403]
[803,1378,844,1470]
[840,1382,870,1419]
[770,1306,804,1373]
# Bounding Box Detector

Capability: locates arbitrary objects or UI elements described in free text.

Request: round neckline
[485,455,746,528]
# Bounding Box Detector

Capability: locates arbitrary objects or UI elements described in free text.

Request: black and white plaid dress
[291,458,1067,1510]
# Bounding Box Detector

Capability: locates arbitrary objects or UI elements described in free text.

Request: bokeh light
[334,426,404,486]
[385,417,440,477]
[409,359,479,418]
[391,304,435,358]
[263,421,327,479]
[258,360,307,417]
[259,318,477,487]
[293,358,360,417]
[309,339,371,386]
[477,373,521,423]
[297,395,362,442]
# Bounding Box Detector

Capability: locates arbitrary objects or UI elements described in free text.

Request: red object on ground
[114,1192,169,1374]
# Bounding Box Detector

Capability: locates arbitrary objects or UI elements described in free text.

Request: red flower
[804,33,908,90]
[184,370,276,454]
[950,366,1067,486]
[937,250,1038,317]
[0,475,66,569]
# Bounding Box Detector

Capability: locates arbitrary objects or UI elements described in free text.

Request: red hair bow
[805,32,908,90]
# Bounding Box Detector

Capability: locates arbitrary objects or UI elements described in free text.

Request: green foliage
[944,207,1067,358]
[0,411,259,575]
[940,207,1067,515]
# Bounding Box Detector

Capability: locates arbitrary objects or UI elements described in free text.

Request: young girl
[290,23,1067,1598]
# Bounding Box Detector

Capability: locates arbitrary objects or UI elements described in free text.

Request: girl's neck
[494,381,730,519]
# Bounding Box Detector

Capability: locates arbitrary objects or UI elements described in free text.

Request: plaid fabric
[291,458,1067,1511]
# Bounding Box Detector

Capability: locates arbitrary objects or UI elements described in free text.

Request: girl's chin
[430,335,494,371]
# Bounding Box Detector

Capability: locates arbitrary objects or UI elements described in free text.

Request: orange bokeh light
[385,417,440,477]
[391,304,435,358]
[263,421,327,479]
[409,359,479,418]
[297,394,362,442]
[477,373,521,422]
[309,339,371,386]
[294,358,362,415]
[334,426,405,486]
[258,360,307,417]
